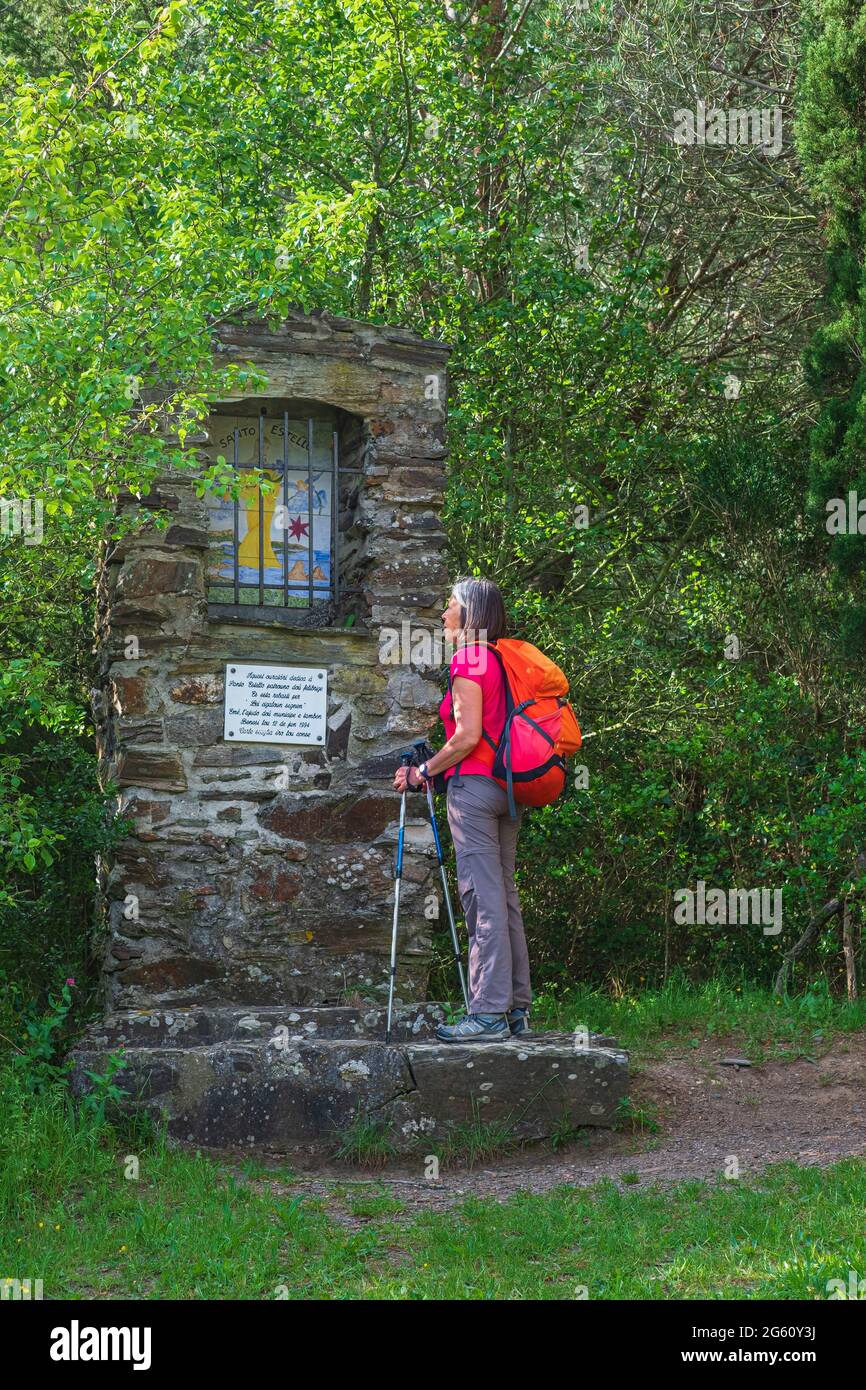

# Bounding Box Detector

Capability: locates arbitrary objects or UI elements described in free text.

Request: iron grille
[205,408,363,616]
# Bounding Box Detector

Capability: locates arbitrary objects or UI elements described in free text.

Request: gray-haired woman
[392,577,531,1042]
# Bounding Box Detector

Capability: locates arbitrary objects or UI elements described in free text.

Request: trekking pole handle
[409,738,437,790]
[399,751,413,789]
[402,745,427,791]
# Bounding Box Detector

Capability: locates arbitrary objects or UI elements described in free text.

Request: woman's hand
[393,765,425,793]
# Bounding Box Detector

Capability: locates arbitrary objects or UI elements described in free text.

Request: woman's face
[442,591,462,643]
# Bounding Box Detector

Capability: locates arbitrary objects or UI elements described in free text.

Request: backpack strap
[502,716,516,820]
[486,644,519,816]
[446,666,461,777]
[447,642,505,778]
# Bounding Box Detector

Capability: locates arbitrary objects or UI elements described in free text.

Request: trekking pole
[386,752,413,1044]
[423,779,470,1014]
[410,738,470,1014]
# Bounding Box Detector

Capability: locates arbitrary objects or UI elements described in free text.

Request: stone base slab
[69,1006,629,1154]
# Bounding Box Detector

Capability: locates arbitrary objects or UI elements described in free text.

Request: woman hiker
[392,576,531,1043]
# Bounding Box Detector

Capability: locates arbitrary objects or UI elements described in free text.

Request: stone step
[81,1002,445,1047]
[69,1026,629,1154]
[82,1004,619,1049]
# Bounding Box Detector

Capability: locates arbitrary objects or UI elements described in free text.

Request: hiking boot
[506,1006,531,1036]
[435,1013,509,1043]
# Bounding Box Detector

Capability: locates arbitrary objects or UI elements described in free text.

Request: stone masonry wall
[93,310,452,1013]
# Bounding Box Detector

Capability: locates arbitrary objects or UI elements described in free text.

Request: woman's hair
[450,576,508,644]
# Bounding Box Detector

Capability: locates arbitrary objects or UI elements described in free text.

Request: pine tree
[797,0,866,654]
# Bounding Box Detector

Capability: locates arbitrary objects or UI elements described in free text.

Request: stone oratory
[73,309,627,1151]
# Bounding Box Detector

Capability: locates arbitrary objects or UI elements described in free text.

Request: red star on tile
[288,515,309,540]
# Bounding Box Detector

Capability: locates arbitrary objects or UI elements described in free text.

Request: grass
[425,1106,524,1170]
[3,1076,865,1298]
[530,972,866,1060]
[613,1095,661,1134]
[331,1102,531,1172]
[3,978,866,1299]
[331,1111,397,1168]
[346,1189,406,1220]
[548,1115,592,1152]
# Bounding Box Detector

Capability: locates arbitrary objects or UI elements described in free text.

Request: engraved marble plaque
[223,662,327,745]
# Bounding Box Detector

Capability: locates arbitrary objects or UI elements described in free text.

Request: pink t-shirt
[438,642,506,781]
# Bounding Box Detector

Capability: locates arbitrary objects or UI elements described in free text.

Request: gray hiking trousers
[445,773,531,1014]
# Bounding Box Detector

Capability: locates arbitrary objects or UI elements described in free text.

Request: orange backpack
[448,639,582,819]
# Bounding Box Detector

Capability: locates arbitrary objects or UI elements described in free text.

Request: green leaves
[0,0,860,1006]
[0,760,64,902]
[798,1,866,650]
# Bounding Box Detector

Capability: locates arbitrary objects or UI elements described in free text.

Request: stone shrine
[72,309,628,1152]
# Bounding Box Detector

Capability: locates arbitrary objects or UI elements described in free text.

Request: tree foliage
[1,0,864,1004]
[797,0,866,655]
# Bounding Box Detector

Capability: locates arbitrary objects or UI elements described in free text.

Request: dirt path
[248,1033,866,1222]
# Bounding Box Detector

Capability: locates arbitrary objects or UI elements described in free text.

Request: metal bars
[214,412,363,612]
